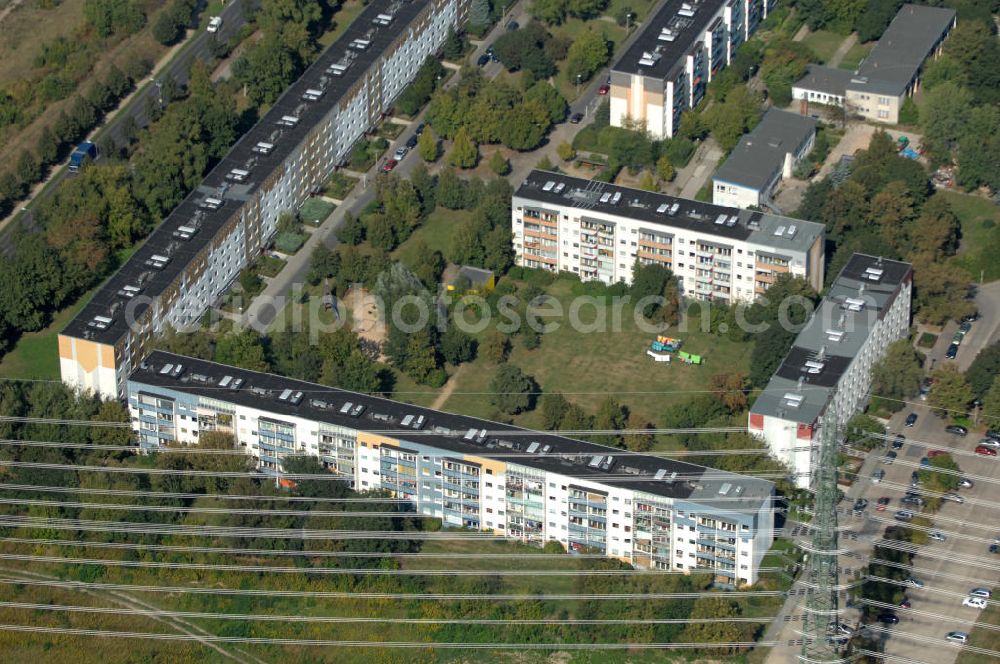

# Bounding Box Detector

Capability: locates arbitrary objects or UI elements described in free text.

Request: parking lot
[844,403,1000,664]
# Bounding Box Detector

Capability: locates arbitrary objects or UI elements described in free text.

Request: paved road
[6,0,252,239]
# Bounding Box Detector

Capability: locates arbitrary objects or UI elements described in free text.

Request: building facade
[749,254,912,489]
[712,109,816,210]
[129,350,776,585]
[512,170,825,302]
[609,0,778,138]
[793,4,956,124]
[58,0,468,400]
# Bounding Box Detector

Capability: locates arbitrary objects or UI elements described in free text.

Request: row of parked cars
[945,311,978,359]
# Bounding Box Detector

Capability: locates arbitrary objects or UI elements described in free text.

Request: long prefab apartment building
[750,254,912,489]
[130,350,776,585]
[58,0,467,401]
[610,0,778,138]
[512,170,825,302]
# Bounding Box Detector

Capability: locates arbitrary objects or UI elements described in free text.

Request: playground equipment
[646,349,671,362]
[677,351,702,365]
[652,336,682,352]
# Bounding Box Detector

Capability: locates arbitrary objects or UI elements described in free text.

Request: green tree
[681,596,756,651]
[439,326,476,365]
[956,105,1000,192]
[488,150,511,175]
[981,375,1000,426]
[214,330,269,372]
[469,0,491,29]
[870,339,924,402]
[530,0,567,25]
[639,171,656,191]
[447,126,479,168]
[911,256,974,325]
[152,9,184,45]
[908,195,959,261]
[83,0,145,37]
[413,127,437,164]
[656,155,675,182]
[564,29,609,82]
[557,140,575,161]
[524,81,567,124]
[622,413,654,452]
[592,397,628,446]
[919,81,973,162]
[846,413,885,451]
[442,26,465,60]
[541,392,570,429]
[927,364,973,419]
[704,86,763,152]
[967,342,1000,398]
[490,364,537,414]
[483,330,511,363]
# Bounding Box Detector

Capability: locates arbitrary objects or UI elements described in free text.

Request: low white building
[712,109,817,210]
[512,170,825,302]
[749,254,912,489]
[129,351,776,586]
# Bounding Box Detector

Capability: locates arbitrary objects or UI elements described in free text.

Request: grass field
[0,290,89,381]
[438,277,752,428]
[551,19,626,102]
[940,191,1000,282]
[801,29,848,64]
[838,40,874,70]
[0,0,86,89]
[392,207,471,266]
[299,197,336,225]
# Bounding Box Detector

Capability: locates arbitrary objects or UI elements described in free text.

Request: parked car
[961,311,980,323]
[569,112,583,124]
[835,622,854,636]
[985,430,1000,442]
[945,631,969,644]
[414,123,425,135]
[959,321,972,334]
[929,531,946,541]
[876,613,899,625]
[597,84,610,95]
[905,412,918,427]
[963,596,987,609]
[393,146,409,160]
[959,478,974,488]
[952,331,965,344]
[872,469,886,483]
[892,434,905,449]
[853,498,868,514]
[899,598,911,609]
[991,544,999,554]
[207,16,223,33]
[876,497,891,511]
[927,450,948,458]
[970,588,992,599]
[911,471,920,487]
[405,134,418,149]
[979,437,1000,449]
[946,343,959,359]
[381,159,398,172]
[943,492,964,504]
[905,576,924,588]
[894,510,914,522]
[920,457,930,466]
[976,445,997,457]
[901,495,925,508]
[883,451,897,464]
[946,425,968,436]
[476,53,490,66]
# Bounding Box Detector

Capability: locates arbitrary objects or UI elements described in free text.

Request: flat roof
[63,0,429,345]
[714,109,817,191]
[852,3,956,97]
[751,254,912,425]
[612,0,727,79]
[131,350,773,513]
[793,64,854,97]
[515,170,823,255]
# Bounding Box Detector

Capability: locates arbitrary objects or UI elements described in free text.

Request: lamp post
[626,12,634,33]
[576,73,581,97]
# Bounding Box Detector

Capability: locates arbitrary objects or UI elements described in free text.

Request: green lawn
[317,0,365,48]
[940,191,1000,282]
[298,197,336,225]
[604,0,658,25]
[801,29,848,64]
[838,40,874,70]
[550,19,626,102]
[0,293,90,381]
[325,172,359,200]
[439,278,753,427]
[392,207,471,266]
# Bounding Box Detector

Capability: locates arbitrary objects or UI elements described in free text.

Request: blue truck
[68,141,97,173]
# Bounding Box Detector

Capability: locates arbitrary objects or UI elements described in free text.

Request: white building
[512,170,825,302]
[792,4,956,125]
[129,350,776,586]
[749,254,913,489]
[59,0,468,400]
[609,0,778,139]
[712,109,817,210]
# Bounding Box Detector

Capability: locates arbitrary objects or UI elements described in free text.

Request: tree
[214,330,269,372]
[639,171,656,191]
[488,150,511,175]
[530,0,567,25]
[447,126,478,168]
[592,397,628,446]
[681,596,756,651]
[966,342,1000,398]
[656,155,675,182]
[564,29,609,82]
[152,9,184,45]
[84,0,145,37]
[524,81,567,124]
[920,82,973,162]
[442,26,465,60]
[981,375,1000,426]
[956,105,1000,192]
[911,257,973,325]
[541,392,570,429]
[37,126,60,165]
[703,86,763,152]
[749,328,796,388]
[418,127,440,162]
[439,326,476,365]
[557,141,575,161]
[622,413,654,452]
[846,413,885,451]
[468,0,491,29]
[710,372,748,413]
[908,195,959,261]
[483,330,511,363]
[16,150,40,185]
[490,364,537,415]
[927,364,973,419]
[870,339,924,402]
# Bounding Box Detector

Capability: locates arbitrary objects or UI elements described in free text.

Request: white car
[945,631,969,644]
[970,587,992,599]
[207,16,223,33]
[393,146,409,160]
[963,596,987,609]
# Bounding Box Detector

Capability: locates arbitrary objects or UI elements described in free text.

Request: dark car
[476,53,490,66]
[506,20,519,31]
[905,412,918,427]
[892,434,905,450]
[405,134,418,149]
[986,430,1000,442]
[853,498,869,514]
[569,112,583,124]
[414,123,425,135]
[961,311,980,323]
[899,598,911,609]
[927,450,948,458]
[946,343,959,359]
[901,495,925,508]
[876,496,891,511]
[877,613,900,625]
[883,451,897,464]
[894,510,914,522]
[911,471,921,487]
[946,425,968,436]
[959,321,972,334]
[991,544,999,554]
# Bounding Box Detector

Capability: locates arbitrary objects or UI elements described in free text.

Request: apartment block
[58,0,467,400]
[749,254,912,489]
[128,350,775,585]
[609,0,778,138]
[511,170,824,302]
[793,4,956,124]
[712,108,816,210]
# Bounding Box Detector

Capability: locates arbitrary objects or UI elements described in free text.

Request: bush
[275,232,306,254]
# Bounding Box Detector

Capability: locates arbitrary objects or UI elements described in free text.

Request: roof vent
[654,469,667,480]
[825,329,844,342]
[199,197,223,210]
[803,360,825,374]
[715,214,727,225]
[553,182,565,194]
[302,88,325,102]
[786,225,797,238]
[309,399,330,409]
[668,203,680,215]
[253,141,274,155]
[656,203,669,214]
[842,297,865,312]
[773,225,786,237]
[226,168,250,183]
[277,115,299,127]
[864,267,884,282]
[782,393,804,408]
[542,180,555,192]
[718,482,732,496]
